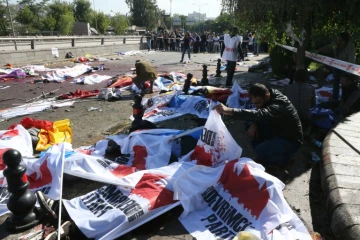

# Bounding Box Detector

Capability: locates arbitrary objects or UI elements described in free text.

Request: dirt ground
[0,51,334,240]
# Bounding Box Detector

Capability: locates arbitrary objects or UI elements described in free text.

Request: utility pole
[6,0,17,50]
[170,0,172,32]
[92,0,98,33]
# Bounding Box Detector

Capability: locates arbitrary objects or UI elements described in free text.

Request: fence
[0,36,143,51]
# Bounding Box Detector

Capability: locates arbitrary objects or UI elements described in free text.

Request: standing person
[200,31,207,53]
[175,30,181,52]
[213,33,220,53]
[152,31,157,50]
[253,32,258,55]
[319,32,356,101]
[207,32,214,53]
[169,32,175,51]
[180,32,194,63]
[248,32,254,53]
[164,32,169,51]
[193,33,200,53]
[221,26,244,87]
[214,83,303,169]
[145,31,152,51]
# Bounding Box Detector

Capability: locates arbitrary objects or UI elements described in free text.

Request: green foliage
[0,1,8,35]
[73,0,92,23]
[58,11,75,35]
[92,12,110,34]
[48,1,74,31]
[111,14,128,35]
[43,15,56,32]
[125,0,159,30]
[15,6,36,31]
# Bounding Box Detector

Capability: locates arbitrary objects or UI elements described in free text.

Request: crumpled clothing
[0,69,26,79]
[8,117,54,131]
[108,76,134,88]
[59,90,100,99]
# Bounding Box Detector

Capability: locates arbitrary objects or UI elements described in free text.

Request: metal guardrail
[0,36,142,51]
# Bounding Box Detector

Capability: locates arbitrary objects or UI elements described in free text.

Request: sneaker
[36,191,58,221]
[180,60,183,63]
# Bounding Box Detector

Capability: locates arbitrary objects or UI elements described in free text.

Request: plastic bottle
[311,139,322,148]
[311,152,321,162]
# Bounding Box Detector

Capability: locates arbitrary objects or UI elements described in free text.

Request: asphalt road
[0,51,333,240]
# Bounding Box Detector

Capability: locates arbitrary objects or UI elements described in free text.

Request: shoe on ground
[36,191,58,221]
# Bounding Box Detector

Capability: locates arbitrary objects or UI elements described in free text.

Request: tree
[221,0,360,69]
[0,1,9,35]
[58,11,75,34]
[48,1,74,31]
[73,0,92,23]
[111,14,128,35]
[15,6,36,32]
[126,0,159,30]
[43,15,56,32]
[92,12,110,34]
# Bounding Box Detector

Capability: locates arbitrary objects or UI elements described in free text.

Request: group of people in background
[144,29,268,60]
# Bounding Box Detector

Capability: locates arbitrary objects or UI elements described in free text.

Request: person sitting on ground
[214,83,303,169]
[320,73,360,118]
[132,60,157,94]
[284,69,315,131]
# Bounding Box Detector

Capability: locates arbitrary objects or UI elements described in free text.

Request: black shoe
[180,60,183,62]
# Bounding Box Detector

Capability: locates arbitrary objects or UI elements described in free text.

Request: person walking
[180,32,194,63]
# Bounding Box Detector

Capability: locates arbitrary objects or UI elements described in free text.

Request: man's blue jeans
[245,122,301,168]
[147,39,152,50]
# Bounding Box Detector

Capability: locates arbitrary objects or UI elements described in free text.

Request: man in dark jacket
[214,83,303,168]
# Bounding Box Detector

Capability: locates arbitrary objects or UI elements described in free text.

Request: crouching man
[132,61,157,94]
[214,83,303,169]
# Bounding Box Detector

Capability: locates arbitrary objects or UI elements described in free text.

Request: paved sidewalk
[321,112,360,239]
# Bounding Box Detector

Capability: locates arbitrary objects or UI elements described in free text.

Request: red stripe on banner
[218,160,270,220]
[110,165,137,178]
[27,159,52,189]
[132,145,148,170]
[130,173,176,210]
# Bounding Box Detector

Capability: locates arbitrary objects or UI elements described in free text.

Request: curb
[321,113,360,240]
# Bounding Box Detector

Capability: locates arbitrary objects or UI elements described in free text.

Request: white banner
[226,82,255,110]
[0,143,65,216]
[43,64,92,82]
[63,161,196,240]
[182,110,242,167]
[142,96,212,123]
[174,158,311,240]
[277,43,360,77]
[0,125,33,157]
[73,74,112,85]
[65,129,183,184]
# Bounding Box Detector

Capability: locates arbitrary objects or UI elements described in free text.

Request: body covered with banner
[227,82,255,110]
[63,161,196,240]
[173,110,311,240]
[64,129,186,185]
[0,143,65,216]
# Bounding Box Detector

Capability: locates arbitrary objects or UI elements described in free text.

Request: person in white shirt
[212,34,220,53]
[248,32,254,52]
[221,27,244,87]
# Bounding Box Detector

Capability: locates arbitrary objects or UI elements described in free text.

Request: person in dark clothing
[221,27,244,87]
[180,32,194,62]
[145,31,152,51]
[164,32,169,51]
[214,83,303,168]
[193,33,200,53]
[320,73,360,118]
[152,32,157,50]
[175,31,181,52]
[200,32,207,53]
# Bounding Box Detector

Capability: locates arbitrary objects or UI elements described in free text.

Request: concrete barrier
[321,112,360,239]
[0,43,141,65]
